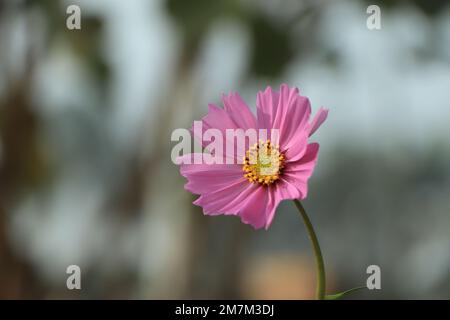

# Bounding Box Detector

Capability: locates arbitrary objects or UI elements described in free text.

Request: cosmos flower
[177,84,328,230]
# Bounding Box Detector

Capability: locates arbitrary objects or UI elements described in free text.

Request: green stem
[293,199,326,300]
[325,286,366,300]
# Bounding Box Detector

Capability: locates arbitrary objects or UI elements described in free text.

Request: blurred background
[0,0,449,299]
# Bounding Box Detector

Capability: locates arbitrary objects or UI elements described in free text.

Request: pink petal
[283,129,309,163]
[309,107,329,137]
[282,143,320,199]
[256,84,311,149]
[256,86,279,134]
[263,187,282,230]
[208,183,273,229]
[194,181,265,226]
[191,103,239,144]
[194,180,254,215]
[191,102,256,163]
[237,186,271,229]
[273,84,311,145]
[195,182,279,230]
[274,178,302,202]
[265,177,310,229]
[222,92,257,130]
[178,153,243,194]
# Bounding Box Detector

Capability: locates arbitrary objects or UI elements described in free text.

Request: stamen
[242,140,285,185]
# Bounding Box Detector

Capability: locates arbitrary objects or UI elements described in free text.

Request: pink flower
[177,84,328,230]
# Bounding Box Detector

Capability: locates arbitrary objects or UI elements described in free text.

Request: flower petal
[191,103,239,144]
[256,86,279,134]
[237,186,271,229]
[282,143,320,199]
[222,92,257,130]
[178,153,243,194]
[283,128,309,163]
[274,84,311,147]
[264,177,308,229]
[309,107,329,137]
[194,180,253,215]
[209,184,274,229]
[190,102,258,163]
[195,182,279,230]
[263,187,282,230]
[256,84,311,149]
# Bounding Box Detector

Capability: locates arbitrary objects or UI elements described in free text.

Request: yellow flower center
[242,140,285,185]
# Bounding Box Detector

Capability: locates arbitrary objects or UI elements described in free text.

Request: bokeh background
[1,0,449,299]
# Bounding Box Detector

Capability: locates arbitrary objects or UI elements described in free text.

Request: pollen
[242,140,285,185]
